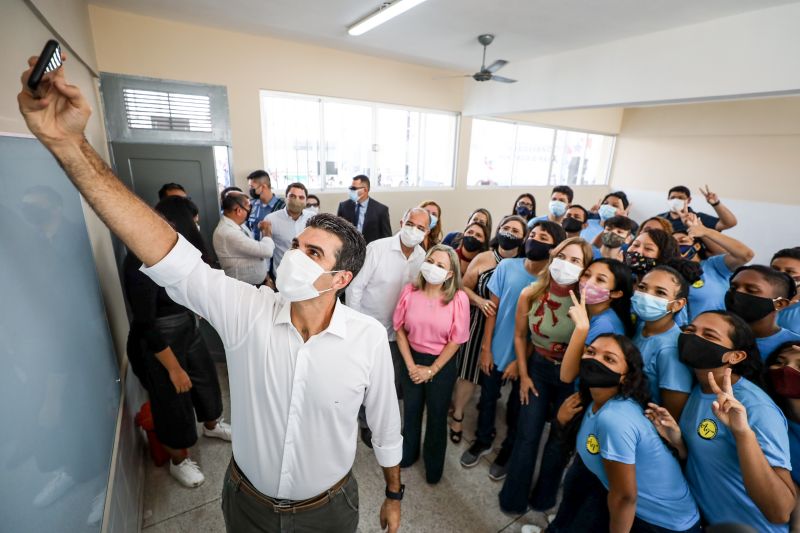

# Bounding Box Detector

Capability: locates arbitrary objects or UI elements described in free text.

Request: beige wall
[610,96,800,206]
[1,0,129,359]
[88,6,610,235]
[500,107,625,135]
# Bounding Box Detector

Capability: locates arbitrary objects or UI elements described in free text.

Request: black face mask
[562,217,583,234]
[579,358,622,388]
[525,239,553,261]
[515,206,532,219]
[461,236,483,253]
[249,188,260,200]
[496,231,523,251]
[624,250,658,276]
[678,332,731,369]
[725,289,777,323]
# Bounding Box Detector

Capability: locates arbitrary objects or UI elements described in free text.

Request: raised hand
[18,54,91,148]
[258,219,272,238]
[708,368,751,437]
[645,402,683,447]
[567,288,590,332]
[699,185,720,206]
[589,197,602,214]
[556,392,585,427]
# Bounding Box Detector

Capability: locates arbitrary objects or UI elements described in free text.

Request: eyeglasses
[307,203,320,208]
[348,186,366,191]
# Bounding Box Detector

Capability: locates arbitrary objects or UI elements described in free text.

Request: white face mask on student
[276,249,342,302]
[548,258,583,286]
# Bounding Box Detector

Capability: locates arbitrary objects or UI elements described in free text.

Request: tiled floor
[140,364,551,533]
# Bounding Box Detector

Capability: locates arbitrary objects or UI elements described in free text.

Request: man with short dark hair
[247,170,285,240]
[772,247,800,335]
[527,185,574,228]
[595,215,636,261]
[582,190,634,242]
[17,60,403,533]
[657,184,737,233]
[561,204,588,239]
[213,192,274,285]
[337,175,391,244]
[158,182,187,200]
[266,182,314,272]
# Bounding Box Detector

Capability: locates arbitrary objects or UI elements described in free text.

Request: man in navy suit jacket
[337,175,392,244]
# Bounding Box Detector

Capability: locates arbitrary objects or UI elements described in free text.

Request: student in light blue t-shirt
[647,310,795,533]
[460,221,565,474]
[726,265,800,360]
[772,247,800,335]
[551,333,700,532]
[672,216,754,321]
[630,265,694,420]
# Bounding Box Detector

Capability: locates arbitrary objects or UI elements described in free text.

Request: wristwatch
[385,484,405,501]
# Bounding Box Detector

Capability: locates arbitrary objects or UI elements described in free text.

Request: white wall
[463,3,800,116]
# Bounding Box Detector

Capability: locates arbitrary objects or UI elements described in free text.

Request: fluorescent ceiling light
[348,0,430,36]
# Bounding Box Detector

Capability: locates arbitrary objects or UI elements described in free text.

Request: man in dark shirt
[336,175,391,244]
[657,184,738,233]
[246,170,285,240]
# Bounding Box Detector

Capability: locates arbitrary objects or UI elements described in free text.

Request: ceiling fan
[461,34,517,83]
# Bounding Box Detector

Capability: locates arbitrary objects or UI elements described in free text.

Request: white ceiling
[89,0,800,71]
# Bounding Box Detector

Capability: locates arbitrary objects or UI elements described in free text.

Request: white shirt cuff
[372,438,403,468]
[140,234,202,287]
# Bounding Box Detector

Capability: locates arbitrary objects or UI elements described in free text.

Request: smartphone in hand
[27,40,62,95]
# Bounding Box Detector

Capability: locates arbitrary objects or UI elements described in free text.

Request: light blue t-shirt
[778,303,800,335]
[526,214,549,229]
[681,378,791,532]
[633,322,694,404]
[486,258,538,371]
[757,328,800,361]
[687,254,733,321]
[587,308,626,344]
[580,218,604,243]
[577,397,700,531]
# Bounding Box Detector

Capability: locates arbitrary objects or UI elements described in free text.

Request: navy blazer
[336,197,392,244]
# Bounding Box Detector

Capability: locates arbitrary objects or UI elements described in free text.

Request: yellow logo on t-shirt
[692,279,705,289]
[697,418,717,440]
[586,434,600,455]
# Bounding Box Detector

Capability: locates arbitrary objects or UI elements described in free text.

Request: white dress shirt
[265,207,313,271]
[142,235,402,500]
[345,234,425,341]
[212,216,274,285]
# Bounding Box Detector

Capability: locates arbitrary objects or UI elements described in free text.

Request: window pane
[550,130,615,186]
[262,95,321,190]
[375,108,413,187]
[467,119,515,187]
[323,101,373,189]
[511,124,555,186]
[417,113,456,187]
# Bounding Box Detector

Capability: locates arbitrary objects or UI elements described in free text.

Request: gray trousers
[221,461,359,533]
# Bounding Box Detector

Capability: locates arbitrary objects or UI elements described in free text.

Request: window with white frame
[260,91,458,191]
[467,118,615,187]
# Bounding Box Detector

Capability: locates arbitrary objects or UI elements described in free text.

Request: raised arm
[18,56,176,266]
[699,185,737,231]
[560,289,590,383]
[686,216,753,270]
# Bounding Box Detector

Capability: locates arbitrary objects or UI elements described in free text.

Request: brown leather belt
[229,459,350,514]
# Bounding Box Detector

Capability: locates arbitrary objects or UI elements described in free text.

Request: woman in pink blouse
[394,244,470,484]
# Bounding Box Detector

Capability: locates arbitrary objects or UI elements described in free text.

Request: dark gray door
[110,142,222,256]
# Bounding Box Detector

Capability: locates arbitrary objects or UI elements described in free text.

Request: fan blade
[490,75,517,84]
[433,74,472,80]
[485,59,508,73]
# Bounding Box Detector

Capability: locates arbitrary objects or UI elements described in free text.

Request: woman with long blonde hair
[499,237,594,513]
[393,245,470,484]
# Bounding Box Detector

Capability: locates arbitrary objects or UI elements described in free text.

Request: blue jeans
[475,361,524,453]
[499,355,574,513]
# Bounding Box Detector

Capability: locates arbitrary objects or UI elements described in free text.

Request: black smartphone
[27,40,62,93]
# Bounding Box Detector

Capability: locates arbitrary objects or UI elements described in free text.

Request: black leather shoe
[360,427,373,448]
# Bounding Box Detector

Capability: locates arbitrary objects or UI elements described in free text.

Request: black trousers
[141,312,223,449]
[399,350,457,484]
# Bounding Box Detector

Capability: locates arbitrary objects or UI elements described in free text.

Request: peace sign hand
[699,185,720,205]
[567,288,590,332]
[708,369,751,437]
[684,212,706,239]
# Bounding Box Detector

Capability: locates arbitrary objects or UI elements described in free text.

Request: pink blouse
[392,283,470,355]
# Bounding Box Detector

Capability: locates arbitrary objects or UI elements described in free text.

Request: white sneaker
[203,419,232,441]
[34,470,76,507]
[169,458,205,488]
[87,490,106,525]
[521,526,543,533]
[547,513,556,523]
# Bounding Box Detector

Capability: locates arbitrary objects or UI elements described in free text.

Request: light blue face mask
[429,214,438,230]
[549,200,567,217]
[348,189,360,203]
[631,291,673,322]
[598,204,618,221]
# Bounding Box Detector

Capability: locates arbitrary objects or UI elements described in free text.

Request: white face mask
[549,258,583,286]
[420,262,449,285]
[306,206,319,215]
[399,225,425,247]
[667,198,685,213]
[275,249,341,302]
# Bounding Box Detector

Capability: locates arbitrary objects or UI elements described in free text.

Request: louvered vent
[123,88,212,132]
